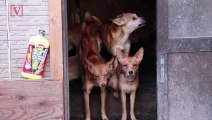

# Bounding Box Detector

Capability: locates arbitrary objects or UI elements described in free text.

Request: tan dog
[68,55,80,80]
[68,13,102,51]
[109,47,144,120]
[69,13,145,55]
[79,12,115,120]
[68,23,82,50]
[100,13,145,56]
[68,12,102,80]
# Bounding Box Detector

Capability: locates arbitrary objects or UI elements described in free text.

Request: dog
[79,11,115,120]
[68,12,102,80]
[68,55,80,80]
[68,23,82,51]
[100,13,145,56]
[68,13,102,51]
[108,47,144,120]
[69,13,145,56]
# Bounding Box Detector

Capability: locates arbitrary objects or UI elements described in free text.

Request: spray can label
[23,43,48,77]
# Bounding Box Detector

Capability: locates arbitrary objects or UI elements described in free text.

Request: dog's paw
[121,115,127,120]
[130,114,137,120]
[121,118,127,120]
[102,116,109,120]
[102,118,109,120]
[113,91,119,99]
[101,114,109,120]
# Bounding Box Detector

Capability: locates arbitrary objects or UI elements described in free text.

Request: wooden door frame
[49,0,69,120]
[0,1,68,120]
[61,0,70,119]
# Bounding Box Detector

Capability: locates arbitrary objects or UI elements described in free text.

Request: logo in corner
[10,5,23,16]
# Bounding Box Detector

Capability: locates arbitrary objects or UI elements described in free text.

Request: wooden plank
[0,80,64,120]
[61,0,70,119]
[49,0,63,80]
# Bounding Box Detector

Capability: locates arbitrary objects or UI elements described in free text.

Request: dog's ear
[85,11,92,19]
[107,57,115,70]
[111,17,125,26]
[134,47,144,62]
[85,57,94,73]
[116,49,126,63]
[93,16,102,26]
[82,11,92,32]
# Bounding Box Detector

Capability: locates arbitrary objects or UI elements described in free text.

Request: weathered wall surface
[168,52,212,120]
[0,0,50,80]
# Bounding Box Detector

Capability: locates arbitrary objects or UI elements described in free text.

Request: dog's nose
[129,71,133,75]
[101,83,106,87]
[139,18,145,27]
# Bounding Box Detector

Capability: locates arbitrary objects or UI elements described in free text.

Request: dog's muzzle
[139,18,145,27]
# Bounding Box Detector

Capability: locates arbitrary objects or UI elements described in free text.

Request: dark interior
[67,0,156,119]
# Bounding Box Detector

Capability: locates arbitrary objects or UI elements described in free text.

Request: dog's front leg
[124,40,131,56]
[84,89,91,120]
[121,90,127,120]
[101,87,109,120]
[130,90,137,120]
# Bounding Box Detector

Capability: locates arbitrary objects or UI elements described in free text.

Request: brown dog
[100,13,145,56]
[68,55,80,80]
[68,13,145,56]
[68,13,102,51]
[109,47,144,120]
[79,12,115,120]
[68,23,82,50]
[68,12,102,81]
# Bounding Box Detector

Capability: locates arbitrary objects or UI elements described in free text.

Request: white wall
[0,0,50,80]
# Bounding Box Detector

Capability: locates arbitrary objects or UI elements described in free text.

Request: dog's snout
[129,71,134,75]
[139,17,145,26]
[101,83,106,87]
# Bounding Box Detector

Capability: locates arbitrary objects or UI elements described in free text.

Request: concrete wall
[0,0,50,80]
[168,52,212,120]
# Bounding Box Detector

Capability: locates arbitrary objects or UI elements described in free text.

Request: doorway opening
[67,0,156,119]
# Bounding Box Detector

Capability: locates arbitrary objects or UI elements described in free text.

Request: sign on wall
[10,5,23,16]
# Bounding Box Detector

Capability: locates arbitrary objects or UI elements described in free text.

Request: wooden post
[49,0,63,80]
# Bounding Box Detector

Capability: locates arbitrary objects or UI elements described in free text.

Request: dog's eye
[104,74,109,78]
[132,16,137,20]
[123,64,127,68]
[94,75,99,79]
[133,64,138,67]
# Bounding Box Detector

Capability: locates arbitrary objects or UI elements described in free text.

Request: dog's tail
[111,89,119,99]
[108,78,119,99]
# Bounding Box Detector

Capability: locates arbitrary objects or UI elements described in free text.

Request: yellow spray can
[22,30,50,79]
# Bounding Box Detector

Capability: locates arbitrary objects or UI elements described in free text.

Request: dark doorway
[67,0,157,119]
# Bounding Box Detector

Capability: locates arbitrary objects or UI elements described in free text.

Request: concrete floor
[69,73,157,120]
[69,55,157,120]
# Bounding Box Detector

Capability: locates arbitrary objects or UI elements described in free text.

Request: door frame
[49,0,69,120]
[0,1,68,120]
[61,0,70,119]
[54,0,212,119]
[157,0,212,120]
